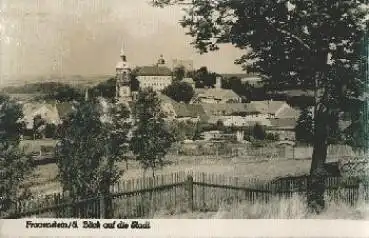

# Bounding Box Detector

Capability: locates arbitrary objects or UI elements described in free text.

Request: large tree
[162,81,195,103]
[56,100,130,218]
[0,95,32,217]
[90,77,117,101]
[191,66,217,88]
[173,66,186,81]
[153,0,369,212]
[130,88,176,177]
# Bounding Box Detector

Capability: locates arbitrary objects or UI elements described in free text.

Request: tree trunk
[307,104,329,213]
[307,48,330,213]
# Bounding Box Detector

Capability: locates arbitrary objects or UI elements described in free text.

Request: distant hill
[0,74,114,89]
[0,82,82,94]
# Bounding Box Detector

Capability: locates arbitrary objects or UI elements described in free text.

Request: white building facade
[137,55,173,92]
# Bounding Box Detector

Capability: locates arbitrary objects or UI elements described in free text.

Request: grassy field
[26,155,313,195]
[153,194,369,219]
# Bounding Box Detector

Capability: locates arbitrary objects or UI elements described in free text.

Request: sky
[0,0,245,85]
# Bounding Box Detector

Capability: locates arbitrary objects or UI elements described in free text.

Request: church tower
[115,45,132,102]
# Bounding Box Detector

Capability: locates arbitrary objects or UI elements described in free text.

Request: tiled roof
[137,66,172,76]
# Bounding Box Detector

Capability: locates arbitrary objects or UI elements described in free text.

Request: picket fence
[2,172,368,219]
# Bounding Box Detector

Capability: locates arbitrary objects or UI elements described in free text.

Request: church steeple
[120,44,127,62]
[115,42,132,102]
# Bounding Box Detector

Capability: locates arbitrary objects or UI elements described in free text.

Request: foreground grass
[154,195,369,219]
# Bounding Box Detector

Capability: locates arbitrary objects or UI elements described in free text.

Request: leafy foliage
[173,66,186,81]
[44,123,58,139]
[295,107,314,144]
[162,81,195,103]
[43,83,84,102]
[90,78,116,101]
[170,120,198,141]
[0,95,32,216]
[189,66,217,88]
[152,0,369,213]
[32,115,46,139]
[55,101,130,203]
[130,88,176,177]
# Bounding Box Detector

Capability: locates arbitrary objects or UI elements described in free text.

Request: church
[115,47,173,102]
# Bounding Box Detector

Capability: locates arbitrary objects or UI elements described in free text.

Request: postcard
[0,0,368,237]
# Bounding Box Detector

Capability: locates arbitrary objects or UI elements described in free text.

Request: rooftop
[136,65,172,76]
[194,88,241,101]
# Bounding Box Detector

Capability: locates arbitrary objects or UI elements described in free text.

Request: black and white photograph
[0,0,369,221]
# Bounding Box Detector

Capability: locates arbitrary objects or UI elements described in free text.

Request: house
[158,93,208,122]
[247,100,301,141]
[22,102,62,130]
[267,118,297,141]
[190,77,242,104]
[248,100,300,119]
[172,103,208,122]
[200,130,235,141]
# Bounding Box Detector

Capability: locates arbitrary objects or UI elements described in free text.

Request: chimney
[215,76,222,89]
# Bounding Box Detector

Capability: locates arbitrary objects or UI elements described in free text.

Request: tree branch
[269,24,312,51]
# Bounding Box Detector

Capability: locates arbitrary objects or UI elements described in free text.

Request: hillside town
[12,47,306,147]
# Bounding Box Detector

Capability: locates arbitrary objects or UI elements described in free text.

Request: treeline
[2,82,85,102]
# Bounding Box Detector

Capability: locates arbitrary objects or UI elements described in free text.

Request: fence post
[186,175,194,212]
[99,194,106,219]
[358,182,365,202]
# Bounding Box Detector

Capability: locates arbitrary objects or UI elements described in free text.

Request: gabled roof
[136,66,172,76]
[56,102,75,120]
[158,93,177,104]
[248,101,287,115]
[172,103,208,121]
[194,88,241,101]
[276,106,301,119]
[201,103,258,117]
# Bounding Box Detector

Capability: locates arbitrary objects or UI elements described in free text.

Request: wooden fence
[2,172,368,219]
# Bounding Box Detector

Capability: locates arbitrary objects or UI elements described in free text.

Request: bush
[253,123,266,140]
[45,124,57,139]
[266,133,279,141]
